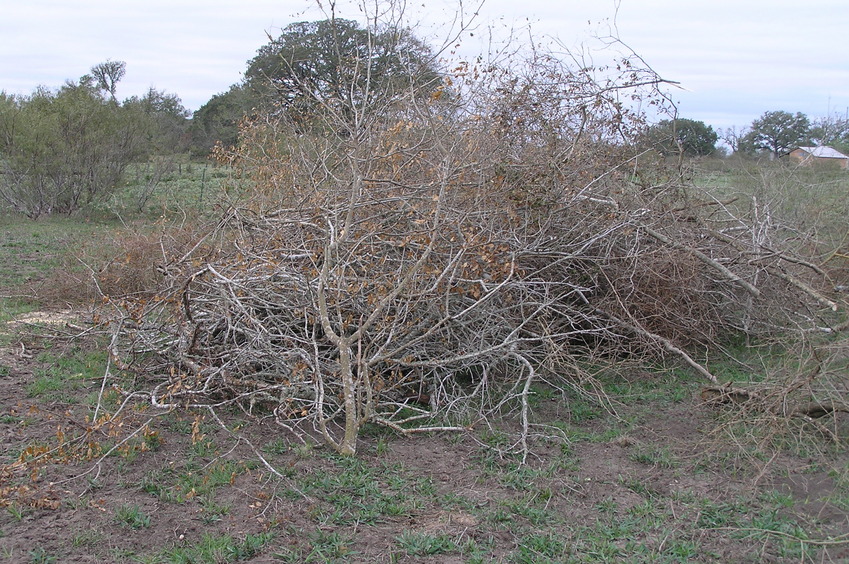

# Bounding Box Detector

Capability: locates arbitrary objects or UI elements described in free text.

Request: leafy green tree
[740,111,810,158]
[645,118,718,156]
[0,78,149,217]
[244,18,441,128]
[124,87,190,154]
[187,18,442,154]
[188,84,256,156]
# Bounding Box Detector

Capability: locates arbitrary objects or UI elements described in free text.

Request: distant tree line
[643,109,849,160]
[4,16,849,218]
[0,18,443,217]
[0,61,189,217]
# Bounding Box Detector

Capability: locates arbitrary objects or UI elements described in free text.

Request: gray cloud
[2,0,847,131]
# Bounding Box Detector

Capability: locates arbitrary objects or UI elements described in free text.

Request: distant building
[789,146,849,170]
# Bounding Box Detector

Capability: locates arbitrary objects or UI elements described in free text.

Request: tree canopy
[244,18,442,125]
[810,113,849,153]
[740,110,810,158]
[645,118,718,156]
[89,59,126,101]
[186,18,443,154]
[188,84,255,156]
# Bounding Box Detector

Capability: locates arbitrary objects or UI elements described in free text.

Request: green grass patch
[0,215,116,289]
[26,346,106,401]
[297,456,431,526]
[628,444,679,469]
[0,298,39,323]
[27,547,58,564]
[156,531,274,563]
[394,530,459,557]
[512,532,568,563]
[70,528,104,548]
[139,459,249,504]
[107,160,229,220]
[113,504,151,530]
[273,529,354,563]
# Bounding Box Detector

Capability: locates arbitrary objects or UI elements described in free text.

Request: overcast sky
[3,0,848,133]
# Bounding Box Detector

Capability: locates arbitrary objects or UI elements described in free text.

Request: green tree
[0,78,149,217]
[124,87,190,154]
[188,84,255,156]
[244,18,442,128]
[645,118,718,156]
[740,111,810,158]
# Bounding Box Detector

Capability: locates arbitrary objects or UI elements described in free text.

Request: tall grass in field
[694,157,849,286]
[100,157,231,220]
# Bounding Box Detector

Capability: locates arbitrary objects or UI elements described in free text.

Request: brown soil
[1,315,848,563]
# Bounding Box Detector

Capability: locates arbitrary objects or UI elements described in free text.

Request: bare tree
[720,126,746,154]
[91,60,126,102]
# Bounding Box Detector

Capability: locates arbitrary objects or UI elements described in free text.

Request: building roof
[797,146,849,159]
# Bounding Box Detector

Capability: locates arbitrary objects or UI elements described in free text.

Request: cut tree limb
[700,384,849,419]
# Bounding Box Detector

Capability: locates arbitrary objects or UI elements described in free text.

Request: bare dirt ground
[1,314,848,563]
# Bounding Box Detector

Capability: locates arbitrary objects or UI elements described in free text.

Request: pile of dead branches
[102,9,845,457]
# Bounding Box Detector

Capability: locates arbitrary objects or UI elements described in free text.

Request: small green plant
[114,504,151,529]
[665,538,700,560]
[71,528,104,548]
[395,530,458,556]
[139,468,172,500]
[191,437,216,457]
[696,499,745,528]
[439,492,477,511]
[6,502,25,521]
[303,529,355,561]
[293,442,315,458]
[595,498,618,514]
[618,476,662,498]
[28,547,58,564]
[626,499,668,528]
[513,532,567,563]
[108,547,137,561]
[161,532,274,563]
[142,426,163,451]
[375,436,389,456]
[759,489,795,508]
[628,444,678,468]
[199,496,231,524]
[262,437,289,455]
[500,497,553,526]
[488,507,515,525]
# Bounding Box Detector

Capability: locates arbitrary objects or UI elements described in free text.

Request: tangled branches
[102,8,843,457]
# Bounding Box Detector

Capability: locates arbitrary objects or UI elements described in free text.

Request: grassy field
[105,159,230,220]
[1,160,848,562]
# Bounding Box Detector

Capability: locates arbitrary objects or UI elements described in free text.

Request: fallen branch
[700,384,849,419]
